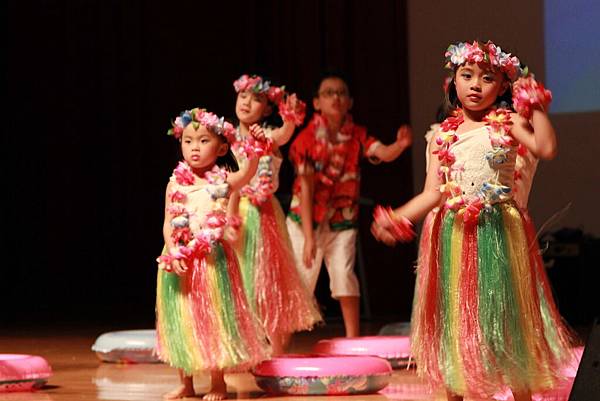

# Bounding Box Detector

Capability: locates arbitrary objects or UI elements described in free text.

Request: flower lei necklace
[235,127,276,206]
[157,162,235,272]
[435,107,515,221]
[311,114,355,186]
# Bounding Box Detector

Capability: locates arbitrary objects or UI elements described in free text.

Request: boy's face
[313,77,353,120]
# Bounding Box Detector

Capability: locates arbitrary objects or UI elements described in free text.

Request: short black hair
[313,70,353,98]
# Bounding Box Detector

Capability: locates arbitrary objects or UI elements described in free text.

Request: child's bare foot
[163,384,195,399]
[203,384,227,401]
[203,374,227,401]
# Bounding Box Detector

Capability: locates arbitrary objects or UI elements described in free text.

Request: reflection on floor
[0,321,578,401]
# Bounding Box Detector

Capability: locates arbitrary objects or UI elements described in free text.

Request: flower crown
[444,40,523,81]
[233,74,285,104]
[167,108,236,143]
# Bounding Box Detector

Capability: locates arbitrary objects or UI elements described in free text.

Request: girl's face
[454,62,507,113]
[313,77,353,120]
[181,124,228,173]
[235,91,270,125]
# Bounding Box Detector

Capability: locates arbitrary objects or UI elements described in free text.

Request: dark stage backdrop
[4,1,415,327]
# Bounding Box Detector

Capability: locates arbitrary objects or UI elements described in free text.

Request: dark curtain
[5,0,416,327]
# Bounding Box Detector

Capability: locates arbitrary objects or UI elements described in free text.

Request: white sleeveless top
[449,126,517,203]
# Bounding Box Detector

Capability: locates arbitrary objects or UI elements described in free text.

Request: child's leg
[163,369,195,399]
[445,389,463,401]
[512,388,532,401]
[285,217,323,292]
[339,296,360,337]
[270,331,291,355]
[203,369,227,401]
[323,227,360,337]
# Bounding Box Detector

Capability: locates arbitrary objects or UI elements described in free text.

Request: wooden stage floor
[0,322,577,401]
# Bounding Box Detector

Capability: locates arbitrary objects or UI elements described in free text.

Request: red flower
[440,113,464,132]
[173,162,195,185]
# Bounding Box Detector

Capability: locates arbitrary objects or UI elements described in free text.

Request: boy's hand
[396,124,413,148]
[303,236,316,268]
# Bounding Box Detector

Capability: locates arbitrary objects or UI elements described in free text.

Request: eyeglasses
[319,88,349,98]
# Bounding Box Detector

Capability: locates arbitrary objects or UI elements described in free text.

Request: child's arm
[371,138,443,245]
[371,124,413,162]
[269,94,306,147]
[162,182,188,275]
[226,124,265,191]
[299,172,316,268]
[227,158,259,192]
[510,109,558,160]
[269,120,296,148]
[225,190,241,242]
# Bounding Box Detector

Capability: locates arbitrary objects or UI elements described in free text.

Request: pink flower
[267,86,285,104]
[512,76,553,119]
[435,130,458,146]
[440,113,464,132]
[173,227,192,245]
[167,204,186,218]
[233,74,249,92]
[173,162,195,185]
[465,41,484,63]
[204,211,227,228]
[172,125,183,138]
[464,198,483,223]
[434,148,456,165]
[169,191,186,203]
[157,254,174,272]
[373,205,415,242]
[483,108,512,132]
[278,94,306,126]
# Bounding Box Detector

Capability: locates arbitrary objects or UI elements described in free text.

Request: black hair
[435,103,448,123]
[214,126,239,172]
[312,70,353,99]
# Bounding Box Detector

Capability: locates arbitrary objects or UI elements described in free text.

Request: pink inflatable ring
[313,336,412,368]
[252,354,392,395]
[0,354,52,392]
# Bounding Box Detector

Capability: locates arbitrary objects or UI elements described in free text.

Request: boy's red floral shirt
[288,114,380,231]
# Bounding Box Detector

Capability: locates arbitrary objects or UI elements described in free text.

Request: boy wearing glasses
[286,73,412,337]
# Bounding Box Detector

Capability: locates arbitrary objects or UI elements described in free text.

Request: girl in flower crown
[156,107,271,400]
[371,41,576,401]
[228,74,322,355]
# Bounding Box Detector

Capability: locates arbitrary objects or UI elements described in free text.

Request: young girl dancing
[156,107,271,400]
[371,40,576,401]
[229,74,322,355]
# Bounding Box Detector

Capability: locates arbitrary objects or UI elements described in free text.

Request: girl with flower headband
[156,107,271,400]
[228,74,322,356]
[371,40,576,401]
[286,72,413,338]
